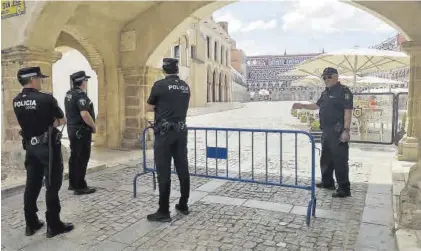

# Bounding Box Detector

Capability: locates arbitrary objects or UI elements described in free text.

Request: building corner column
[1,46,62,176]
[121,66,163,149]
[397,41,421,229]
[398,41,421,162]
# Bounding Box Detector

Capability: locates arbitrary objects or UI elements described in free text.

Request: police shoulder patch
[344,93,351,100]
[79,99,87,106]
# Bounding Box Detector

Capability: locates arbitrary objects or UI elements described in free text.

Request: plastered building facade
[161,17,233,107]
[1,1,421,230]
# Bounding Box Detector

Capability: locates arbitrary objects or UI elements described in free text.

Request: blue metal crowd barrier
[133,126,317,226]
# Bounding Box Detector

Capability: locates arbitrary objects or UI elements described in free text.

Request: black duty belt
[155,120,186,135]
[27,132,49,146]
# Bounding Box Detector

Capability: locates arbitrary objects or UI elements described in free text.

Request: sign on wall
[1,0,26,19]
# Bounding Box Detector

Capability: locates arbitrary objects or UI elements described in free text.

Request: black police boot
[146,210,172,222]
[25,220,44,236]
[316,181,336,190]
[175,204,190,215]
[332,189,351,198]
[46,222,74,238]
[74,186,96,195]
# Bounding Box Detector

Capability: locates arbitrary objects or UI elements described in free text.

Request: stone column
[1,46,61,178]
[121,66,163,149]
[91,65,107,147]
[398,41,421,229]
[398,41,421,162]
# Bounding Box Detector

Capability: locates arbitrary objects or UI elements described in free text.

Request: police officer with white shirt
[13,66,74,238]
[146,58,191,222]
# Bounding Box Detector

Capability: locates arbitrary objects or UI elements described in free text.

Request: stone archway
[54,29,108,147]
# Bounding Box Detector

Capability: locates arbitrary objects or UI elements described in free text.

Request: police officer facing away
[146,58,191,222]
[13,67,74,238]
[292,67,353,198]
[64,71,96,195]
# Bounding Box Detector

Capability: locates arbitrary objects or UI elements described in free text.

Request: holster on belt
[155,119,186,136]
[19,130,26,150]
[76,126,92,139]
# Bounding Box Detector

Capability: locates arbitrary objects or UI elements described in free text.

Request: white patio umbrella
[290,76,320,87]
[357,76,403,89]
[362,87,408,94]
[284,48,409,86]
[291,75,362,87]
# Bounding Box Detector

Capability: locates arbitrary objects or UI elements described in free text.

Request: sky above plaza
[213,0,397,56]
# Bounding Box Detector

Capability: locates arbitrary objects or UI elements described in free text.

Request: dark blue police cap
[17,66,48,80]
[163,58,179,67]
[70,71,91,84]
[321,67,338,76]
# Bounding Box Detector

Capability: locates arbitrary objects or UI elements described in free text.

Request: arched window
[173,45,180,59]
[221,46,224,65]
[214,41,218,61]
[206,37,211,59]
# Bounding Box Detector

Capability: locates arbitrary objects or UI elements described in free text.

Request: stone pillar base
[398,162,421,229]
[398,137,419,162]
[1,142,69,186]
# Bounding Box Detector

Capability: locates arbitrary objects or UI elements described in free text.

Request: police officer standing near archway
[64,71,96,195]
[13,67,74,238]
[292,67,353,198]
[146,58,191,222]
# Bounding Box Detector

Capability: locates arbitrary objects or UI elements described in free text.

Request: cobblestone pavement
[2,101,397,250]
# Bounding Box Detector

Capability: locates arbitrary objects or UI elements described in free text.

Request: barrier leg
[306,200,312,226]
[133,171,151,198]
[133,173,140,198]
[312,197,317,217]
[152,171,157,191]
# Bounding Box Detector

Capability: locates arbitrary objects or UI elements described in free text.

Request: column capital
[402,41,421,55]
[1,46,62,64]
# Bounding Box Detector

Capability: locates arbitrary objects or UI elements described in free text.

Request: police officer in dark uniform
[146,58,191,222]
[13,67,74,237]
[292,67,353,198]
[64,71,96,195]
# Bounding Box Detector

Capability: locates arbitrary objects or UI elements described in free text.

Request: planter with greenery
[310,120,321,132]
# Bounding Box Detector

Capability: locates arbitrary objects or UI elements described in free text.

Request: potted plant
[300,114,307,123]
[309,120,322,143]
[307,115,315,126]
[310,120,321,132]
[291,109,298,117]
